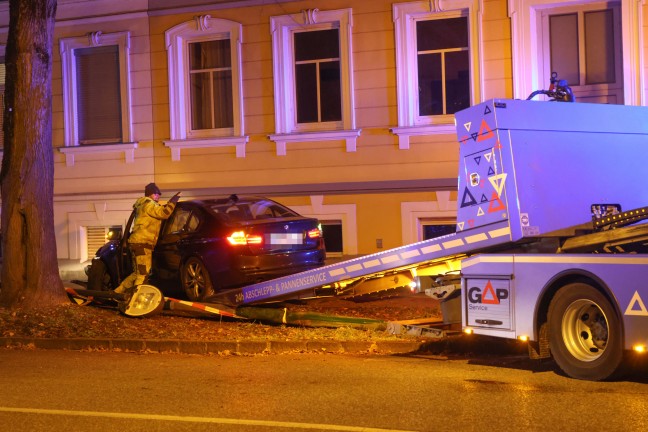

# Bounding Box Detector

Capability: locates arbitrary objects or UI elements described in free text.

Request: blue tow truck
[70,98,648,381]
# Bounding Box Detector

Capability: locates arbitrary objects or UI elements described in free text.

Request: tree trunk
[0,0,66,309]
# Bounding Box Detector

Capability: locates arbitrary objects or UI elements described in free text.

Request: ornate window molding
[391,0,483,149]
[58,142,137,166]
[58,31,134,166]
[268,130,361,156]
[269,8,359,155]
[164,15,247,160]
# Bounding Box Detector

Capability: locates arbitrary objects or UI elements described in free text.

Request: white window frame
[58,31,135,167]
[64,200,133,262]
[401,191,457,245]
[269,8,359,156]
[289,195,358,256]
[539,3,624,104]
[508,0,645,105]
[392,0,483,150]
[164,15,247,161]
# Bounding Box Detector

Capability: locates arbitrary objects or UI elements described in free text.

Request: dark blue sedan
[87,195,326,301]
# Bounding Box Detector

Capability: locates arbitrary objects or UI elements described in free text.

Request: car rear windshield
[206,199,300,222]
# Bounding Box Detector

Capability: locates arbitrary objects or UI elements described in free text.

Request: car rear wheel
[87,259,113,291]
[181,257,215,301]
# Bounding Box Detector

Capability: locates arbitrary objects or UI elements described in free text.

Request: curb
[0,337,426,356]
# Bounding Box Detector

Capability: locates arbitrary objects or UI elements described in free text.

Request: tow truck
[68,97,648,381]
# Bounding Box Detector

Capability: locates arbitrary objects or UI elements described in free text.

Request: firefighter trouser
[114,244,153,293]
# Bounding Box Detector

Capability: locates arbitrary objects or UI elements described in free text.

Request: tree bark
[0,0,66,309]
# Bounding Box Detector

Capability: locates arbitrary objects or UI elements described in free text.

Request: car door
[116,209,136,283]
[153,206,197,281]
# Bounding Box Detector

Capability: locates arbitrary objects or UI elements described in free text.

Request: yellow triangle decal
[463,122,471,132]
[457,221,465,231]
[477,207,485,216]
[484,152,492,163]
[489,173,507,197]
[625,291,648,316]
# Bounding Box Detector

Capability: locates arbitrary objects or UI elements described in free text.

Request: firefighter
[114,183,181,294]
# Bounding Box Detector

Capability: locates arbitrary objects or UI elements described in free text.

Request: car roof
[177,194,268,206]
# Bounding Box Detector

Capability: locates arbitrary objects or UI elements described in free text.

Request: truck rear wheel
[548,283,625,381]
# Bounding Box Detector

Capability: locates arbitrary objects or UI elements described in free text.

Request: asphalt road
[1,349,647,432]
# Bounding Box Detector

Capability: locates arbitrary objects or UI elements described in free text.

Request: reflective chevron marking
[323,225,511,281]
[401,250,421,259]
[381,255,400,264]
[421,244,442,254]
[489,227,510,238]
[330,268,345,277]
[442,238,465,249]
[346,264,363,272]
[466,233,488,243]
[364,259,381,268]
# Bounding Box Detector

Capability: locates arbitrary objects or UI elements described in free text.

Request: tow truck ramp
[208,219,511,307]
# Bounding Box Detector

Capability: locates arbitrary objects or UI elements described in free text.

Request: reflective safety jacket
[128,196,176,246]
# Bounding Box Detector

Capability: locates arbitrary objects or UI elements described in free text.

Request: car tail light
[227,231,263,246]
[307,227,322,239]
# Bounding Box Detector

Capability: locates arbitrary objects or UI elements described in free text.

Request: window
[164,16,246,160]
[320,220,343,257]
[86,225,122,258]
[75,45,123,144]
[421,220,456,240]
[392,1,481,149]
[509,0,643,105]
[269,8,359,155]
[189,39,233,131]
[400,194,457,245]
[417,18,470,116]
[294,29,342,124]
[59,32,132,147]
[163,209,194,235]
[541,4,623,103]
[58,32,135,166]
[288,196,358,255]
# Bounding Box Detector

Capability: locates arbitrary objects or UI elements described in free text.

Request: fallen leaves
[0,293,442,343]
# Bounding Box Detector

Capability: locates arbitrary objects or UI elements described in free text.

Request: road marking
[0,406,416,432]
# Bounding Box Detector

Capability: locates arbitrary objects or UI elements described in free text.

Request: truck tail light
[227,231,263,246]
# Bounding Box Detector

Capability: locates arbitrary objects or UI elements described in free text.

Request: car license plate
[270,233,303,245]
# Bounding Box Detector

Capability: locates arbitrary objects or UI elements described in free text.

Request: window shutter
[87,226,109,257]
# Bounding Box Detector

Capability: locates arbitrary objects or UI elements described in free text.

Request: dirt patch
[0,290,443,343]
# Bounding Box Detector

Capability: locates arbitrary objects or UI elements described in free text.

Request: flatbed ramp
[209,219,513,307]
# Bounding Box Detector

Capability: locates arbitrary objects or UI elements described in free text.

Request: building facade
[0,0,645,279]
